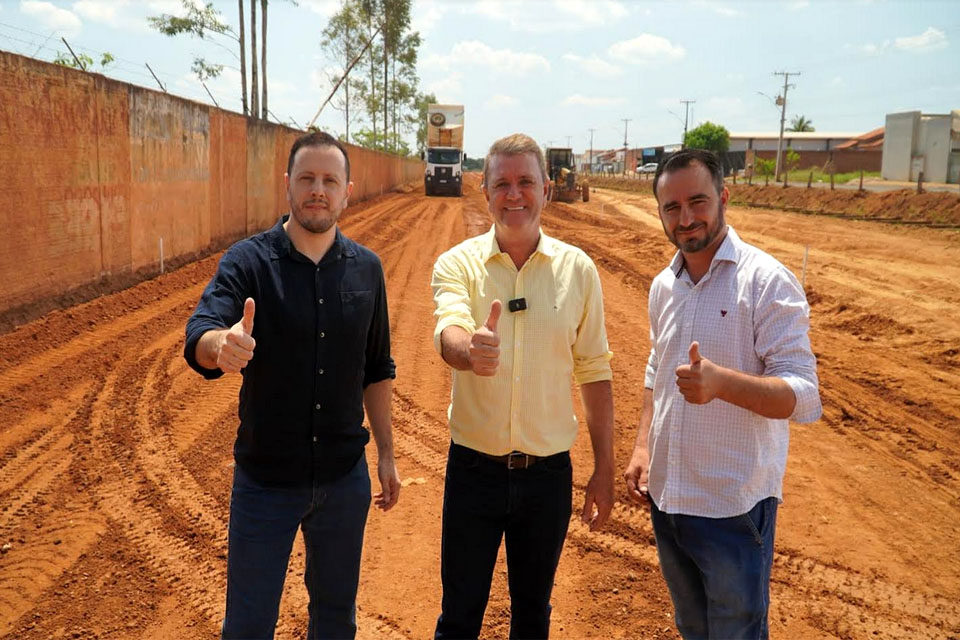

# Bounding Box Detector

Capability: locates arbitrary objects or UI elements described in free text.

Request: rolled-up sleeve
[431,251,477,355]
[363,260,396,386]
[184,246,249,380]
[755,267,822,423]
[572,257,613,385]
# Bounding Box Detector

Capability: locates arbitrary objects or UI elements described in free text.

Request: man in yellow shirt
[431,133,614,639]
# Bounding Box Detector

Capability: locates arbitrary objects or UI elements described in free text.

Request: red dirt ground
[1,174,959,639]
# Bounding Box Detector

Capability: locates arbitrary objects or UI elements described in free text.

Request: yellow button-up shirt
[432,226,613,456]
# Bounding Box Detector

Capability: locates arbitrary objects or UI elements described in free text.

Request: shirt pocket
[340,290,374,341]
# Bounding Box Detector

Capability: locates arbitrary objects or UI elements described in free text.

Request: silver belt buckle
[506,451,528,470]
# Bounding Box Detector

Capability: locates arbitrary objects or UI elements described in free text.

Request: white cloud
[485,94,517,109]
[895,27,947,52]
[72,0,123,25]
[561,94,625,107]
[20,1,82,34]
[830,76,844,87]
[608,34,685,64]
[412,0,447,35]
[449,41,550,75]
[420,52,451,73]
[787,1,809,10]
[554,0,629,25]
[701,96,744,118]
[860,42,888,56]
[427,72,463,101]
[562,53,623,77]
[466,0,629,32]
[298,0,340,18]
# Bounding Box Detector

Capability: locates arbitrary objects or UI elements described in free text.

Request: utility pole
[565,135,572,147]
[773,71,799,180]
[621,118,631,175]
[588,128,596,175]
[680,99,695,148]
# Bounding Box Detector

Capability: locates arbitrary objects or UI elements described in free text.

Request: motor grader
[544,147,589,203]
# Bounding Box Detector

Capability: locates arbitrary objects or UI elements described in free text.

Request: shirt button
[315,403,321,410]
[318,368,324,375]
[319,298,324,304]
[312,435,318,442]
[320,331,325,338]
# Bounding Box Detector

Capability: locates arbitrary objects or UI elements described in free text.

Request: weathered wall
[0,51,422,320]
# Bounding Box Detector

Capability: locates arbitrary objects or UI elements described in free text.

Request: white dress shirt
[645,226,821,518]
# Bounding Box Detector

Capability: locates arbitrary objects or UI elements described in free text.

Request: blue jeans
[650,497,778,640]
[221,454,371,640]
[435,443,572,640]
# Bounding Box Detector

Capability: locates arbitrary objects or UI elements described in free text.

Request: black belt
[478,450,543,470]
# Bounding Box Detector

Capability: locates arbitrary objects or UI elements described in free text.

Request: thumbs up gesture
[674,341,722,404]
[468,299,501,376]
[217,297,257,374]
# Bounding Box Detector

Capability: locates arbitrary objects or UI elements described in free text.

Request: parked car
[636,162,659,174]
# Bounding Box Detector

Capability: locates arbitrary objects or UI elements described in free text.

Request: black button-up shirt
[184,215,395,487]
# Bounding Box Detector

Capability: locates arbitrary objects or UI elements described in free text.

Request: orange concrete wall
[0,51,422,317]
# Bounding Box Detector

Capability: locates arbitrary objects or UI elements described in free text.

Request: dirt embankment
[588,176,960,225]
[1,175,959,639]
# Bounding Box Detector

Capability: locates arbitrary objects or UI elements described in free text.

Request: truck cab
[425,147,463,197]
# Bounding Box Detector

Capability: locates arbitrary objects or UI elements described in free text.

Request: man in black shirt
[184,131,399,639]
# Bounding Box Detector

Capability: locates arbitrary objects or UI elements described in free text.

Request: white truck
[424,104,465,197]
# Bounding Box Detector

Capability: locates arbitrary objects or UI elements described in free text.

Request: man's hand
[675,341,724,404]
[374,455,401,511]
[468,300,501,376]
[216,297,257,374]
[581,466,614,531]
[623,446,650,507]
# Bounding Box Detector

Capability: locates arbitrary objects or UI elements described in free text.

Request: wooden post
[917,171,924,194]
[859,169,864,192]
[801,244,809,289]
[783,170,789,188]
[830,172,835,190]
[807,171,813,188]
[765,175,769,186]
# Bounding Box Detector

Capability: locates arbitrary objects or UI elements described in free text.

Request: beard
[669,205,725,253]
[290,198,341,234]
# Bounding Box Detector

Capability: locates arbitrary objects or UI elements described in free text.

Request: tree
[788,115,814,132]
[683,121,730,153]
[148,0,247,115]
[321,0,366,141]
[755,157,776,177]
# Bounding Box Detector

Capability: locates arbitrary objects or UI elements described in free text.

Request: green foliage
[755,157,776,177]
[147,1,233,39]
[784,148,801,172]
[683,122,730,153]
[53,51,114,71]
[788,115,814,132]
[191,58,223,81]
[463,155,484,171]
[352,127,411,156]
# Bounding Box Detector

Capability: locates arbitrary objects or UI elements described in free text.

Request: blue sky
[1,0,957,158]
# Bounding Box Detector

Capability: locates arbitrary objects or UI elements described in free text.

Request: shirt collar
[479,224,558,263]
[267,213,355,262]
[670,225,742,278]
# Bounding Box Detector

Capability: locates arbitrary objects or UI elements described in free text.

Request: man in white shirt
[623,149,821,639]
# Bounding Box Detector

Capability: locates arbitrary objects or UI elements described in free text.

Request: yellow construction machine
[545,147,589,203]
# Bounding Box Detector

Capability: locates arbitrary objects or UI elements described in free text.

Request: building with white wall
[881,110,960,184]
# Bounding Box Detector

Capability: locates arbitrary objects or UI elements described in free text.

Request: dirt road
[1,175,958,639]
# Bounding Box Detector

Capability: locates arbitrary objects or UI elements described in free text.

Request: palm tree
[788,115,815,132]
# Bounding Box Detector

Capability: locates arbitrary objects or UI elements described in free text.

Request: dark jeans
[434,443,573,640]
[221,454,371,640]
[650,497,779,640]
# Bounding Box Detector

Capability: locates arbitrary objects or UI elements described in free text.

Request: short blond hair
[482,133,548,186]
